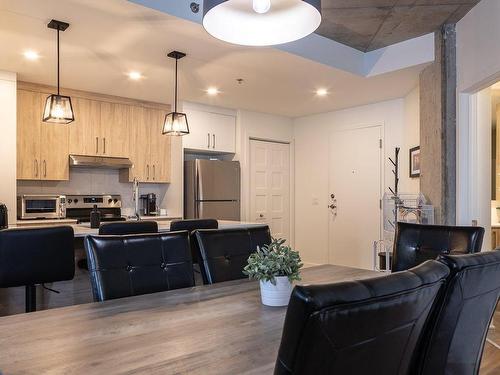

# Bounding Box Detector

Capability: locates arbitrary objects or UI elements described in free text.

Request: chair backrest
[416,250,500,375]
[0,226,75,287]
[98,220,158,235]
[170,219,218,262]
[84,231,194,302]
[194,225,272,284]
[274,260,450,375]
[392,222,484,272]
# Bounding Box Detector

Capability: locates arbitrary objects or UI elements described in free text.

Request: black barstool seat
[0,226,75,312]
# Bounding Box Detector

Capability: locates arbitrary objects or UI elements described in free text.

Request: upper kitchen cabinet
[17,89,69,181]
[70,99,129,157]
[183,106,236,153]
[99,102,129,157]
[120,106,171,184]
[69,97,100,156]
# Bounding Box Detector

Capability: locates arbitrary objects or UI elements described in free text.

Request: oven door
[20,196,63,219]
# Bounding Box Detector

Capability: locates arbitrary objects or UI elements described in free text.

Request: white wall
[457,0,500,93]
[293,95,419,265]
[456,0,500,237]
[401,86,420,194]
[234,110,294,241]
[0,71,17,224]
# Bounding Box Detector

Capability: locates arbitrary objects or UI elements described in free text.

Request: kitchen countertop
[10,219,263,237]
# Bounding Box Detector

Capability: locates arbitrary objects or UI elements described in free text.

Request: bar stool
[0,226,75,312]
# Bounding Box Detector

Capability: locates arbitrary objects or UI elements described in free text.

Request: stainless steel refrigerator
[184,160,241,220]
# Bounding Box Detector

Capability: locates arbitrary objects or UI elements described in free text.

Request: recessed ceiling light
[316,88,328,97]
[127,71,143,81]
[23,50,40,61]
[207,87,219,96]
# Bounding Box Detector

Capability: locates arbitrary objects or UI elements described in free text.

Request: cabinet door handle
[153,165,156,180]
[103,138,106,154]
[147,164,150,180]
[96,137,99,154]
[207,133,210,148]
[34,159,38,178]
[43,160,47,178]
[213,134,216,149]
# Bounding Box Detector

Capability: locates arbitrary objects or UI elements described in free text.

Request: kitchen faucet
[132,177,140,221]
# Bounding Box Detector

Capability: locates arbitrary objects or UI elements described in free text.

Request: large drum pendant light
[202,0,322,46]
[43,19,74,124]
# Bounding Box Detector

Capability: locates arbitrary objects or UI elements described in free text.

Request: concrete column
[419,25,457,225]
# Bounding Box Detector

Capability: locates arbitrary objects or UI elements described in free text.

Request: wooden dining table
[0,265,379,375]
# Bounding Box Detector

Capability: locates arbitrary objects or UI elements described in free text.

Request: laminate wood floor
[0,248,498,374]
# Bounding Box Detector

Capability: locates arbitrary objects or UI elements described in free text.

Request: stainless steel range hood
[69,155,133,169]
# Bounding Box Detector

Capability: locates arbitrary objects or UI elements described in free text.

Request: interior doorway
[328,125,382,270]
[249,139,290,242]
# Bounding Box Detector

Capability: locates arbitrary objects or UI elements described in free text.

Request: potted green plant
[243,238,303,307]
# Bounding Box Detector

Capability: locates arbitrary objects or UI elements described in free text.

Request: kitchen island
[10,219,263,237]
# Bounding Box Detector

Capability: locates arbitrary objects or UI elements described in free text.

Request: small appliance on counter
[140,193,157,216]
[65,194,125,224]
[17,195,66,220]
[90,205,101,229]
[0,203,8,229]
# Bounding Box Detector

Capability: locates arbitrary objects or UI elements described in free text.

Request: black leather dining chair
[98,220,158,235]
[274,260,450,375]
[0,226,75,312]
[392,222,484,272]
[170,219,218,263]
[194,225,272,284]
[416,250,500,375]
[84,231,194,302]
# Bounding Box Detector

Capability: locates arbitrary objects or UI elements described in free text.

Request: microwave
[17,195,66,220]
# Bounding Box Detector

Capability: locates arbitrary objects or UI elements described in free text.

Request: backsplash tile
[17,168,169,216]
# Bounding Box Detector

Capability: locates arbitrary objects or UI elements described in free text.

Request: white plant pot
[259,276,293,307]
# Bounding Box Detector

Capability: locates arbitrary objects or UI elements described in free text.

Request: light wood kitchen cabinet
[121,107,171,183]
[17,89,69,180]
[70,100,129,157]
[18,82,172,183]
[70,97,100,156]
[183,108,236,153]
[99,102,129,157]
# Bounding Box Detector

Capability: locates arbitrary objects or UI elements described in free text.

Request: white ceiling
[0,0,424,117]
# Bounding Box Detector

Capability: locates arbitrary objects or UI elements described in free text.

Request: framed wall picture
[409,146,420,178]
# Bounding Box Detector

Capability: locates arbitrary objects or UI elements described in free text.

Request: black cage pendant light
[162,51,189,136]
[43,19,74,124]
[202,0,322,46]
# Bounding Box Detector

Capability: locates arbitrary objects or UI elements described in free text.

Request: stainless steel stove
[65,194,125,223]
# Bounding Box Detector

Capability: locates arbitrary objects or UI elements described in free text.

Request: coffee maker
[140,193,157,216]
[0,203,8,229]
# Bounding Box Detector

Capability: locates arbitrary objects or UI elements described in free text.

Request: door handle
[43,160,47,178]
[96,137,99,154]
[207,133,210,148]
[328,204,337,209]
[103,138,106,154]
[34,159,38,178]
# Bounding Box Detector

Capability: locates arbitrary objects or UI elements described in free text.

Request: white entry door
[250,140,290,242]
[328,125,382,270]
